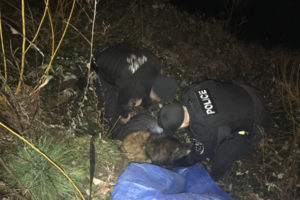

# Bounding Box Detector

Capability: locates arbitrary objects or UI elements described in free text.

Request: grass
[1,137,84,200]
[0,133,124,200]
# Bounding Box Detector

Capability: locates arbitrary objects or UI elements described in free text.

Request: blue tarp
[112,163,234,200]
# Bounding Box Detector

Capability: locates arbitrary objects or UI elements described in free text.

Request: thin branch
[79,0,97,110]
[63,20,91,45]
[30,0,77,95]
[9,39,21,73]
[0,12,7,83]
[76,0,93,23]
[15,0,26,95]
[24,0,49,54]
[46,2,55,55]
[5,22,45,57]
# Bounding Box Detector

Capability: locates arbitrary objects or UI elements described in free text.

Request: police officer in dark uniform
[158,80,272,180]
[92,43,177,125]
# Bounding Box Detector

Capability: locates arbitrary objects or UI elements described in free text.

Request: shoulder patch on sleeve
[127,54,148,74]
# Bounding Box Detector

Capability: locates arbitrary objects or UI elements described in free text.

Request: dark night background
[171,0,300,49]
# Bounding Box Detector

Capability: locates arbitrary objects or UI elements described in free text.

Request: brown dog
[121,131,192,168]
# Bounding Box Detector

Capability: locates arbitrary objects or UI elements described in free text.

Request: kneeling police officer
[158,80,272,180]
[92,43,177,125]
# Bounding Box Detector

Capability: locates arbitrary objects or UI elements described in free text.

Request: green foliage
[1,137,84,200]
[95,139,123,166]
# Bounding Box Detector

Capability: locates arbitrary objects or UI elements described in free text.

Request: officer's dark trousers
[210,134,257,180]
[94,73,120,128]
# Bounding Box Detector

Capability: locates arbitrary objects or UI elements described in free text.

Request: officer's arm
[142,94,153,109]
[117,90,131,119]
[190,124,218,158]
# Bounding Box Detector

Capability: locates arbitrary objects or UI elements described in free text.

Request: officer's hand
[135,99,142,107]
[120,114,131,124]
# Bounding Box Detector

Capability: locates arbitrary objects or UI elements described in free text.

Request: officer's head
[150,76,177,102]
[158,103,185,135]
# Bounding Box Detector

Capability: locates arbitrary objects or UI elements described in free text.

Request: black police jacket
[178,80,271,163]
[92,43,161,118]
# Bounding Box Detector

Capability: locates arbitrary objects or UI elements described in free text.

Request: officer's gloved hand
[120,114,131,124]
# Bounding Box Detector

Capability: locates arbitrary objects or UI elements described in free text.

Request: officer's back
[92,43,161,87]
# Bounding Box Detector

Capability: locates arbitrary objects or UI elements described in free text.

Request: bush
[1,137,84,200]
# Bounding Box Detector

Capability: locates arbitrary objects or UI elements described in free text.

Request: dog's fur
[121,131,192,168]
